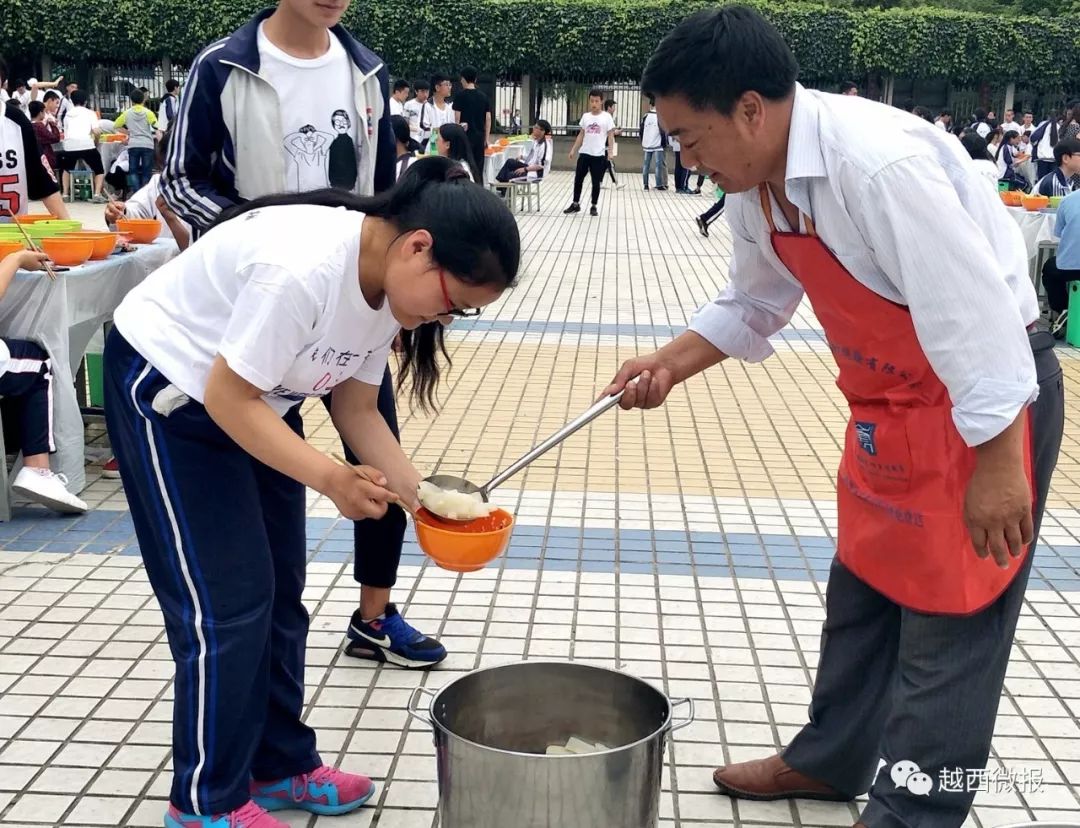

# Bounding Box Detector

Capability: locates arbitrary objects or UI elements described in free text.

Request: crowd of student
[926,102,1080,195]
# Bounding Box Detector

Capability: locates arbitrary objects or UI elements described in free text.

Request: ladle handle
[483,390,625,494]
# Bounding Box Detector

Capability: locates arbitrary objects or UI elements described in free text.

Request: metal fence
[79,63,190,116]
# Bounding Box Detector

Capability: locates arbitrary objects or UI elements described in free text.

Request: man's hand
[965,415,1032,568]
[602,333,727,410]
[105,200,126,224]
[602,354,679,410]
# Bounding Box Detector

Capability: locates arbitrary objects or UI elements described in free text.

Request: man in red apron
[603,7,1065,827]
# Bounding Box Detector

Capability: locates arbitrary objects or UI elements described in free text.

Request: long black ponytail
[213,155,520,412]
[437,122,477,174]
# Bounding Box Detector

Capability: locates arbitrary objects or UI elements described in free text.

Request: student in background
[104,124,191,251]
[970,108,993,140]
[389,79,409,117]
[0,84,69,218]
[839,81,858,96]
[429,73,455,137]
[671,133,691,193]
[961,132,1001,188]
[1041,190,1080,337]
[495,119,552,182]
[640,94,667,190]
[59,89,106,202]
[403,80,432,149]
[1031,109,1061,180]
[564,89,617,217]
[157,78,180,137]
[603,98,623,188]
[115,88,159,192]
[453,66,491,183]
[28,101,61,181]
[996,129,1030,191]
[934,111,952,131]
[695,186,726,237]
[1034,138,1080,198]
[390,114,415,179]
[434,122,476,181]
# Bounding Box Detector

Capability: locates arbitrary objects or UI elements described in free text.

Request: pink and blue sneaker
[164,801,287,828]
[250,765,376,815]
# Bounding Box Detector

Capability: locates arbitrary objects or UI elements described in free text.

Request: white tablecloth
[1007,207,1059,261]
[0,238,178,492]
[483,144,524,185]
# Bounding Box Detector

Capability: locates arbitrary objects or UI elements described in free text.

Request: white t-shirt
[257,24,359,193]
[1002,121,1022,136]
[11,90,31,115]
[62,106,98,151]
[403,98,433,142]
[973,122,992,140]
[114,205,400,416]
[389,97,405,117]
[430,100,455,130]
[578,111,615,157]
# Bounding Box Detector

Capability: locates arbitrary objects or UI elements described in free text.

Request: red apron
[756,185,1034,615]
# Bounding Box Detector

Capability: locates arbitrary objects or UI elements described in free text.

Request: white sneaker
[12,467,88,514]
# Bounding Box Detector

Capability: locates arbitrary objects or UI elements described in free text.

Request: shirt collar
[783,84,828,215]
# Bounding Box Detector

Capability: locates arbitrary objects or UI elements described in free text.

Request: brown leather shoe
[712,753,850,802]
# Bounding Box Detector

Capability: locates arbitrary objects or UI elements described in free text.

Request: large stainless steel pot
[406,660,694,828]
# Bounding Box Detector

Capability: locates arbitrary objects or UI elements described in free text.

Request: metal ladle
[420,389,626,523]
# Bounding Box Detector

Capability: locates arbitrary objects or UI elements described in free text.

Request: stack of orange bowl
[12,213,55,225]
[116,218,162,243]
[61,231,119,260]
[1001,191,1023,207]
[0,240,26,259]
[413,507,515,572]
[1022,194,1050,212]
[40,237,94,267]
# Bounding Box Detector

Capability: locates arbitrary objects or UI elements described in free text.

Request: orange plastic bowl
[13,213,54,224]
[116,218,162,243]
[1022,195,1049,212]
[413,507,515,572]
[0,240,27,259]
[40,237,94,266]
[61,231,118,260]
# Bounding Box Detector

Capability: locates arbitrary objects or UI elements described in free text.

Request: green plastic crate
[85,353,104,407]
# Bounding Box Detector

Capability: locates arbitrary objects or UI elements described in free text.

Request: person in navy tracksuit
[159,0,447,670]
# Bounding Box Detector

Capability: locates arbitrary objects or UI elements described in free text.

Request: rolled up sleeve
[688,211,804,362]
[857,158,1037,446]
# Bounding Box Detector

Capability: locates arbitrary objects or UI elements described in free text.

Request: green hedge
[3,0,1078,89]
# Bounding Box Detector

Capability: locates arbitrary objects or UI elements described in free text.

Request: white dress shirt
[689,84,1038,448]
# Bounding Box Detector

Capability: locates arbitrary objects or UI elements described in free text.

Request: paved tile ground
[2,173,1079,826]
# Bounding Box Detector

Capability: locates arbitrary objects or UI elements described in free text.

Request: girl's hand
[10,250,51,272]
[325,463,399,520]
[568,150,576,160]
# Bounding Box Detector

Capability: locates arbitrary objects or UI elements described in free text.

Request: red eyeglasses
[437,268,482,317]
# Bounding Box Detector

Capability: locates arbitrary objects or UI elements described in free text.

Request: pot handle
[406,686,437,730]
[667,697,695,732]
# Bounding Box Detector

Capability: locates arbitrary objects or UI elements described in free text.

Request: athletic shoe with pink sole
[164,800,287,828]
[251,765,375,815]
